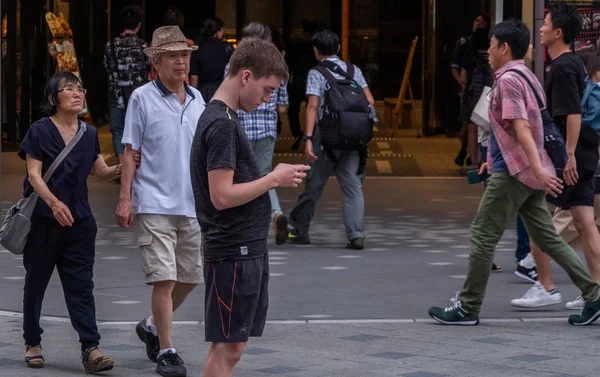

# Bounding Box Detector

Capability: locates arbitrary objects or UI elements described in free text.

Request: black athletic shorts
[204,253,269,343]
[562,169,595,209]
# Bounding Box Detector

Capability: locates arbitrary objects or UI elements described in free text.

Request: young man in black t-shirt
[190,38,310,376]
[513,3,600,309]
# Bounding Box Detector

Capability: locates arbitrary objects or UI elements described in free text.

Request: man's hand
[133,149,141,167]
[305,140,317,162]
[51,201,74,227]
[271,164,311,188]
[534,167,564,198]
[115,198,135,228]
[563,155,578,186]
[479,162,488,175]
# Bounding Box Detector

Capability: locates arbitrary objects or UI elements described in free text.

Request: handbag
[470,85,492,131]
[0,122,87,254]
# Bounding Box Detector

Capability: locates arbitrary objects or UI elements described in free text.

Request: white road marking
[429,262,454,266]
[111,300,142,305]
[0,310,572,325]
[321,266,349,271]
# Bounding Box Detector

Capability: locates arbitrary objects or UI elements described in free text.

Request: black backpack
[315,60,373,174]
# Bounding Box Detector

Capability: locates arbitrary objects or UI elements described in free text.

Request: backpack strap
[314,65,338,85]
[505,69,546,110]
[318,59,355,81]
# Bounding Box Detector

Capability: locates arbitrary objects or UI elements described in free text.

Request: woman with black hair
[190,18,232,102]
[18,72,123,373]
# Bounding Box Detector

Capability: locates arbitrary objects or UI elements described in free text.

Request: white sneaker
[565,295,584,310]
[519,253,536,269]
[510,282,562,308]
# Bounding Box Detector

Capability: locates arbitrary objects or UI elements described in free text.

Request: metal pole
[534,0,545,83]
[341,0,348,61]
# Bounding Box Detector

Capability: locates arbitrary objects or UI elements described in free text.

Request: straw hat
[144,26,197,57]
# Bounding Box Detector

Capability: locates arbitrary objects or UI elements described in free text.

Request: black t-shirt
[18,118,101,220]
[190,37,231,85]
[190,100,270,262]
[545,52,599,171]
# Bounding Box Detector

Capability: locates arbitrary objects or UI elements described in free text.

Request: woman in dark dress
[18,72,122,373]
[190,18,232,102]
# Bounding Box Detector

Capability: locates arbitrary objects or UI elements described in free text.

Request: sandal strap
[25,355,45,362]
[26,344,42,352]
[81,346,99,362]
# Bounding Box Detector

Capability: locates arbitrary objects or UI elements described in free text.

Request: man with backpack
[510,3,600,310]
[103,5,149,164]
[428,19,600,326]
[287,29,375,250]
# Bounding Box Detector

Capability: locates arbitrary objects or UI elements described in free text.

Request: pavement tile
[368,352,417,360]
[101,344,144,352]
[255,366,304,374]
[507,354,558,362]
[472,337,516,345]
[340,334,387,342]
[245,348,279,356]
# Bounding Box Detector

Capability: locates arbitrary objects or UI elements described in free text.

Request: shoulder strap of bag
[506,69,545,110]
[319,60,355,81]
[42,122,87,183]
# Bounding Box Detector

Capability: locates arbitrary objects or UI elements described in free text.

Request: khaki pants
[460,173,600,314]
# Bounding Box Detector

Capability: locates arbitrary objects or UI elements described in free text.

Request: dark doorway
[432,0,491,135]
[142,0,216,42]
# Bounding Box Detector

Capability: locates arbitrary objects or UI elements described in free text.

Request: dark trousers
[287,82,306,138]
[22,215,100,352]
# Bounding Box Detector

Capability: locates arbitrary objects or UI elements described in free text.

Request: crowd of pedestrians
[5,2,600,377]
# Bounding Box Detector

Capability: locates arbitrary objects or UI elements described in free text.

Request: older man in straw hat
[116,25,204,377]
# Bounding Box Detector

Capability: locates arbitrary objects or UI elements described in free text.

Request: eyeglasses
[57,87,87,95]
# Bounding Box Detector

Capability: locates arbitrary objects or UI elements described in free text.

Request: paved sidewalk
[0,314,597,377]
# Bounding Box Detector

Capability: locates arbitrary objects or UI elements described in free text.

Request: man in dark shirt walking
[190,38,310,377]
[512,2,600,309]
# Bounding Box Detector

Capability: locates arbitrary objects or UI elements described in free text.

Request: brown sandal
[25,345,45,368]
[81,347,114,374]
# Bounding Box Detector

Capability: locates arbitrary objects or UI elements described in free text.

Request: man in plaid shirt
[103,6,149,164]
[229,23,290,245]
[428,19,600,326]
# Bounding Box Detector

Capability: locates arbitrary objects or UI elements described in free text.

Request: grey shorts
[137,214,203,284]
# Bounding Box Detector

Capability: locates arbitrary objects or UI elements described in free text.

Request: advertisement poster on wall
[545,0,600,53]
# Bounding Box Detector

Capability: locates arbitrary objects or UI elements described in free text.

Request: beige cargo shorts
[136,214,203,284]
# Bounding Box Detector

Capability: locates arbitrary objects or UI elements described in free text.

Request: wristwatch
[302,135,313,141]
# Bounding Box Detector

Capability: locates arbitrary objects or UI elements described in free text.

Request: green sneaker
[288,228,310,245]
[568,295,600,326]
[428,293,479,326]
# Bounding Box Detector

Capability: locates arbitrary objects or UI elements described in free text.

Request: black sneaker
[273,213,289,245]
[288,228,310,244]
[428,294,479,326]
[454,148,467,166]
[568,295,600,326]
[156,351,186,377]
[515,264,538,283]
[136,319,159,362]
[347,237,364,250]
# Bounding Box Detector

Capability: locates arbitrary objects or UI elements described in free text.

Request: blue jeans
[248,137,282,220]
[480,145,530,261]
[289,132,364,241]
[110,106,127,156]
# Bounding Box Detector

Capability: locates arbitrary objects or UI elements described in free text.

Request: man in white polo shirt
[115,25,203,377]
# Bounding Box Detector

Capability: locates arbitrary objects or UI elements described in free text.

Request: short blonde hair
[228,38,288,82]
